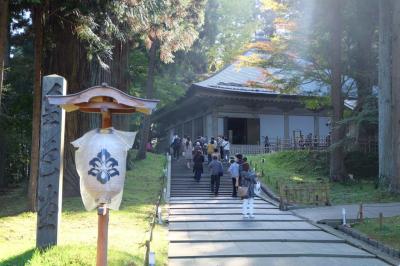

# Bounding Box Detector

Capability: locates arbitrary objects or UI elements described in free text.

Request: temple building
[152,50,356,149]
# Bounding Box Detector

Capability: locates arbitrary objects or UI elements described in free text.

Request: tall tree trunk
[329,0,346,180]
[0,0,9,188]
[27,3,45,211]
[44,5,132,196]
[0,0,9,113]
[390,0,400,193]
[136,38,159,160]
[354,0,377,142]
[378,0,394,188]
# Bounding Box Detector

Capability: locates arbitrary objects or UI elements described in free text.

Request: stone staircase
[170,158,232,197]
[167,158,389,266]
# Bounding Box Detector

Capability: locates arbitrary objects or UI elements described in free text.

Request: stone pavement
[167,159,390,265]
[292,202,400,222]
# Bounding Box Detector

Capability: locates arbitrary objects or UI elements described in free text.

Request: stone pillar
[212,112,218,138]
[191,119,195,140]
[36,75,66,249]
[314,115,320,138]
[284,113,289,139]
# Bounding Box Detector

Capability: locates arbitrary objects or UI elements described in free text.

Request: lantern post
[97,105,112,266]
[48,83,159,266]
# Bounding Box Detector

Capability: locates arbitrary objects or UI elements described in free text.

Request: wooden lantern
[48,83,159,266]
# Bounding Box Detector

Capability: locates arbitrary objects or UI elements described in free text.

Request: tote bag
[238,186,248,197]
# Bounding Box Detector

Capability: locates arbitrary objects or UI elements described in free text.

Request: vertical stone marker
[36,75,66,249]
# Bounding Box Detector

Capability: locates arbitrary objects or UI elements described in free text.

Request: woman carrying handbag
[238,171,258,219]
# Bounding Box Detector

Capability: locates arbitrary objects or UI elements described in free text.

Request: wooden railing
[279,182,330,210]
[230,138,330,155]
[230,138,377,155]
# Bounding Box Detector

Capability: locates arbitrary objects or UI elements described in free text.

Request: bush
[270,150,329,177]
[344,151,378,180]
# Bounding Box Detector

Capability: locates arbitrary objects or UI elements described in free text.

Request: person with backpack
[228,158,239,197]
[171,135,181,160]
[192,150,204,182]
[208,155,224,196]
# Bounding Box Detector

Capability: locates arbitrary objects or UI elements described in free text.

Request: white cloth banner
[71,128,136,211]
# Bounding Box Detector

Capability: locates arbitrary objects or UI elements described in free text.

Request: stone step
[170,195,233,197]
[168,214,303,222]
[168,230,343,243]
[169,199,266,204]
[168,242,375,259]
[169,209,287,215]
[169,196,244,200]
[169,221,318,231]
[169,257,388,266]
[169,203,277,209]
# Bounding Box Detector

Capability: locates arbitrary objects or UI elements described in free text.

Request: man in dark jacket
[208,155,223,196]
[171,136,181,159]
[193,150,204,182]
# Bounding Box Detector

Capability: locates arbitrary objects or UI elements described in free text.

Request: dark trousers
[173,147,180,159]
[211,174,220,194]
[194,169,202,181]
[220,147,224,160]
[208,154,212,163]
[232,178,237,197]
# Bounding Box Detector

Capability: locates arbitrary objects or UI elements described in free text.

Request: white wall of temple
[319,116,330,137]
[259,114,285,142]
[289,115,314,137]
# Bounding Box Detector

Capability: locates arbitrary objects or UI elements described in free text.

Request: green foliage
[353,216,400,251]
[28,245,131,266]
[344,151,378,180]
[205,0,258,70]
[268,150,329,178]
[302,96,330,111]
[249,151,400,205]
[0,12,34,187]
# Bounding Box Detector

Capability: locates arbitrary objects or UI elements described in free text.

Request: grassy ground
[248,151,400,205]
[353,216,400,250]
[0,151,168,266]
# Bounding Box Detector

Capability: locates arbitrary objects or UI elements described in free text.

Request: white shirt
[222,140,230,150]
[228,162,239,177]
[71,128,136,211]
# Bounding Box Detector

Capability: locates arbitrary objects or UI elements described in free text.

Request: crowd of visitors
[170,134,259,219]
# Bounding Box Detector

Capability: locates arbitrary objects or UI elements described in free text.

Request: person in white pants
[242,197,254,218]
[240,171,257,219]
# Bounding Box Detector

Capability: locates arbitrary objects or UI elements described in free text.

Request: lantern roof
[47,83,159,114]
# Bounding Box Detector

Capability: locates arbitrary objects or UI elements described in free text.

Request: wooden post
[36,75,66,249]
[379,212,383,230]
[97,204,109,266]
[97,108,112,266]
[359,203,364,223]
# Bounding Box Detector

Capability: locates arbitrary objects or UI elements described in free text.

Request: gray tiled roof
[193,50,359,109]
